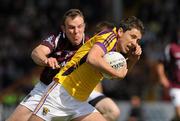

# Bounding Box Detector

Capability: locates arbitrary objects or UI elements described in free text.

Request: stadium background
[0,0,179,120]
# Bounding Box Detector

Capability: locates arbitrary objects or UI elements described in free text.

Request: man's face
[62,16,85,46]
[117,28,142,54]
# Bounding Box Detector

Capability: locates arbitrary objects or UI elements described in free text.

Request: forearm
[87,45,126,79]
[31,49,48,66]
[87,44,116,74]
[156,63,169,84]
[87,55,119,77]
[31,45,51,66]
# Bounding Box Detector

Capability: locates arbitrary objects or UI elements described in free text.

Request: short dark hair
[62,9,84,25]
[118,16,145,35]
[95,21,114,33]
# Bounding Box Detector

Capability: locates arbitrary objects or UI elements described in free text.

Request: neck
[116,40,121,52]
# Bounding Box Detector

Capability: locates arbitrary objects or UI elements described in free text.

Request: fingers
[118,66,128,80]
[126,44,142,61]
[46,57,60,69]
[134,44,142,56]
[129,43,142,56]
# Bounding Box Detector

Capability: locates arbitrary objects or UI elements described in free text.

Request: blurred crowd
[0,0,180,106]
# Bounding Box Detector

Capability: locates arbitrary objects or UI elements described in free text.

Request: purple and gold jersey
[40,32,86,85]
[164,43,180,88]
[54,28,118,101]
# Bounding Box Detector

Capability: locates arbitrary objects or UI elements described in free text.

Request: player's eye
[78,24,84,29]
[68,26,75,29]
[131,34,137,39]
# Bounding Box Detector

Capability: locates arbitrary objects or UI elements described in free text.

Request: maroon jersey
[40,32,87,85]
[164,43,180,88]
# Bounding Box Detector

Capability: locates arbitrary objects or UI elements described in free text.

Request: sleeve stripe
[110,42,117,51]
[103,33,116,48]
[103,33,114,45]
[105,36,116,48]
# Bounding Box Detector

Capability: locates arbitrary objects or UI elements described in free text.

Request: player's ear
[83,23,86,30]
[61,25,65,33]
[117,27,123,36]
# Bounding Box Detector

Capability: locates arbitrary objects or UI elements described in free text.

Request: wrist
[43,58,48,66]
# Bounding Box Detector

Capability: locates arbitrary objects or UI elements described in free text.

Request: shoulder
[97,29,113,36]
[40,32,65,50]
[96,27,116,36]
[166,43,179,52]
[42,31,62,42]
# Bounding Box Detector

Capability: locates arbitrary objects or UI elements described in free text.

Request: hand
[127,44,142,61]
[111,65,128,80]
[44,57,60,69]
[161,78,170,89]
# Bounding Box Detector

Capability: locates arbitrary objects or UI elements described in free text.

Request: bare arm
[86,44,127,80]
[156,62,170,88]
[31,44,60,69]
[31,45,50,66]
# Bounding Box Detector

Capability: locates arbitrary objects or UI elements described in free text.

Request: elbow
[31,50,36,61]
[86,54,96,65]
[86,56,93,65]
[31,49,40,64]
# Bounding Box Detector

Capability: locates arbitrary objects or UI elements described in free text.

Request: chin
[74,41,81,45]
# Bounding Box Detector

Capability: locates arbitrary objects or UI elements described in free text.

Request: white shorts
[20,81,104,113]
[33,81,98,121]
[169,88,180,106]
[20,81,47,111]
[88,91,104,102]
